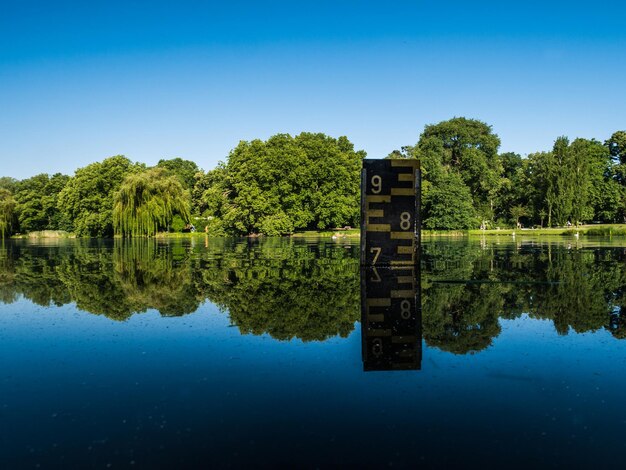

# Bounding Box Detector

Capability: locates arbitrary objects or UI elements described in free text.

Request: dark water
[2,237,626,468]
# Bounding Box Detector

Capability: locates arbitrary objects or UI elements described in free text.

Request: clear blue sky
[1,0,625,179]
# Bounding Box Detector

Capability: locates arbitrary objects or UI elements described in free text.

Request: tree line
[409,119,626,230]
[1,122,625,238]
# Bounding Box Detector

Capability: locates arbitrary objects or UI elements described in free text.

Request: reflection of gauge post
[361,266,421,371]
[360,159,421,371]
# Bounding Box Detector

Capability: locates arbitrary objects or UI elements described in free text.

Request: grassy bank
[152,229,362,238]
[11,230,75,239]
[154,231,208,238]
[296,224,626,238]
[291,229,360,238]
[11,224,626,240]
[467,224,626,237]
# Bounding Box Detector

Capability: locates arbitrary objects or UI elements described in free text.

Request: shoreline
[10,224,626,240]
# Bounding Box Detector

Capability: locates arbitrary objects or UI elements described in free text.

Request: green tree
[526,151,555,226]
[495,152,526,225]
[423,171,476,230]
[207,133,365,235]
[500,152,523,179]
[527,138,578,227]
[14,173,70,232]
[0,177,18,193]
[417,117,502,222]
[192,164,228,216]
[550,136,575,226]
[0,189,16,240]
[386,146,415,159]
[605,131,626,221]
[510,205,530,226]
[58,156,144,237]
[157,158,200,192]
[573,138,618,223]
[193,167,231,235]
[530,136,609,226]
[606,131,626,164]
[113,167,191,237]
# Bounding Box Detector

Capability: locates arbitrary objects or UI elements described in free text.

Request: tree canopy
[417,117,502,221]
[402,118,626,228]
[57,156,144,237]
[3,238,626,347]
[156,157,200,191]
[197,132,365,235]
[1,121,625,236]
[113,167,191,237]
[15,173,70,233]
[423,170,476,230]
[607,131,626,164]
[0,189,16,240]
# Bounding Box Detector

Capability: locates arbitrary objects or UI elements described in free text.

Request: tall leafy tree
[606,131,626,164]
[157,158,200,192]
[510,205,530,226]
[571,138,615,223]
[113,167,191,237]
[14,173,70,232]
[417,117,502,221]
[527,138,575,227]
[605,131,626,221]
[0,177,18,193]
[192,164,228,217]
[205,132,365,236]
[524,137,622,226]
[551,136,575,226]
[526,151,555,226]
[423,171,476,230]
[0,189,16,240]
[58,156,144,237]
[495,152,526,224]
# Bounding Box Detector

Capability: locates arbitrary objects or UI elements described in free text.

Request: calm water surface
[2,237,626,468]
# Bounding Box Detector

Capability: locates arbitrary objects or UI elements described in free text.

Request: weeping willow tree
[0,188,16,240]
[113,167,191,237]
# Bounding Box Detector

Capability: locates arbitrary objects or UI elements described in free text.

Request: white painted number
[371,175,382,194]
[370,247,382,264]
[400,212,411,230]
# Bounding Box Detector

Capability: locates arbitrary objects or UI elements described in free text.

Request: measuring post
[360,159,420,266]
[359,159,421,371]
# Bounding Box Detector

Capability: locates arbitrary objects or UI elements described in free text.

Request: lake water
[2,237,626,468]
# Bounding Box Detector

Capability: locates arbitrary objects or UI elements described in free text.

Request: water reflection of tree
[191,238,359,341]
[0,239,199,320]
[532,249,623,335]
[0,238,361,341]
[2,239,626,348]
[0,244,18,304]
[54,240,200,320]
[10,244,72,307]
[423,283,503,354]
[112,241,200,317]
[420,242,626,353]
[199,257,359,341]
